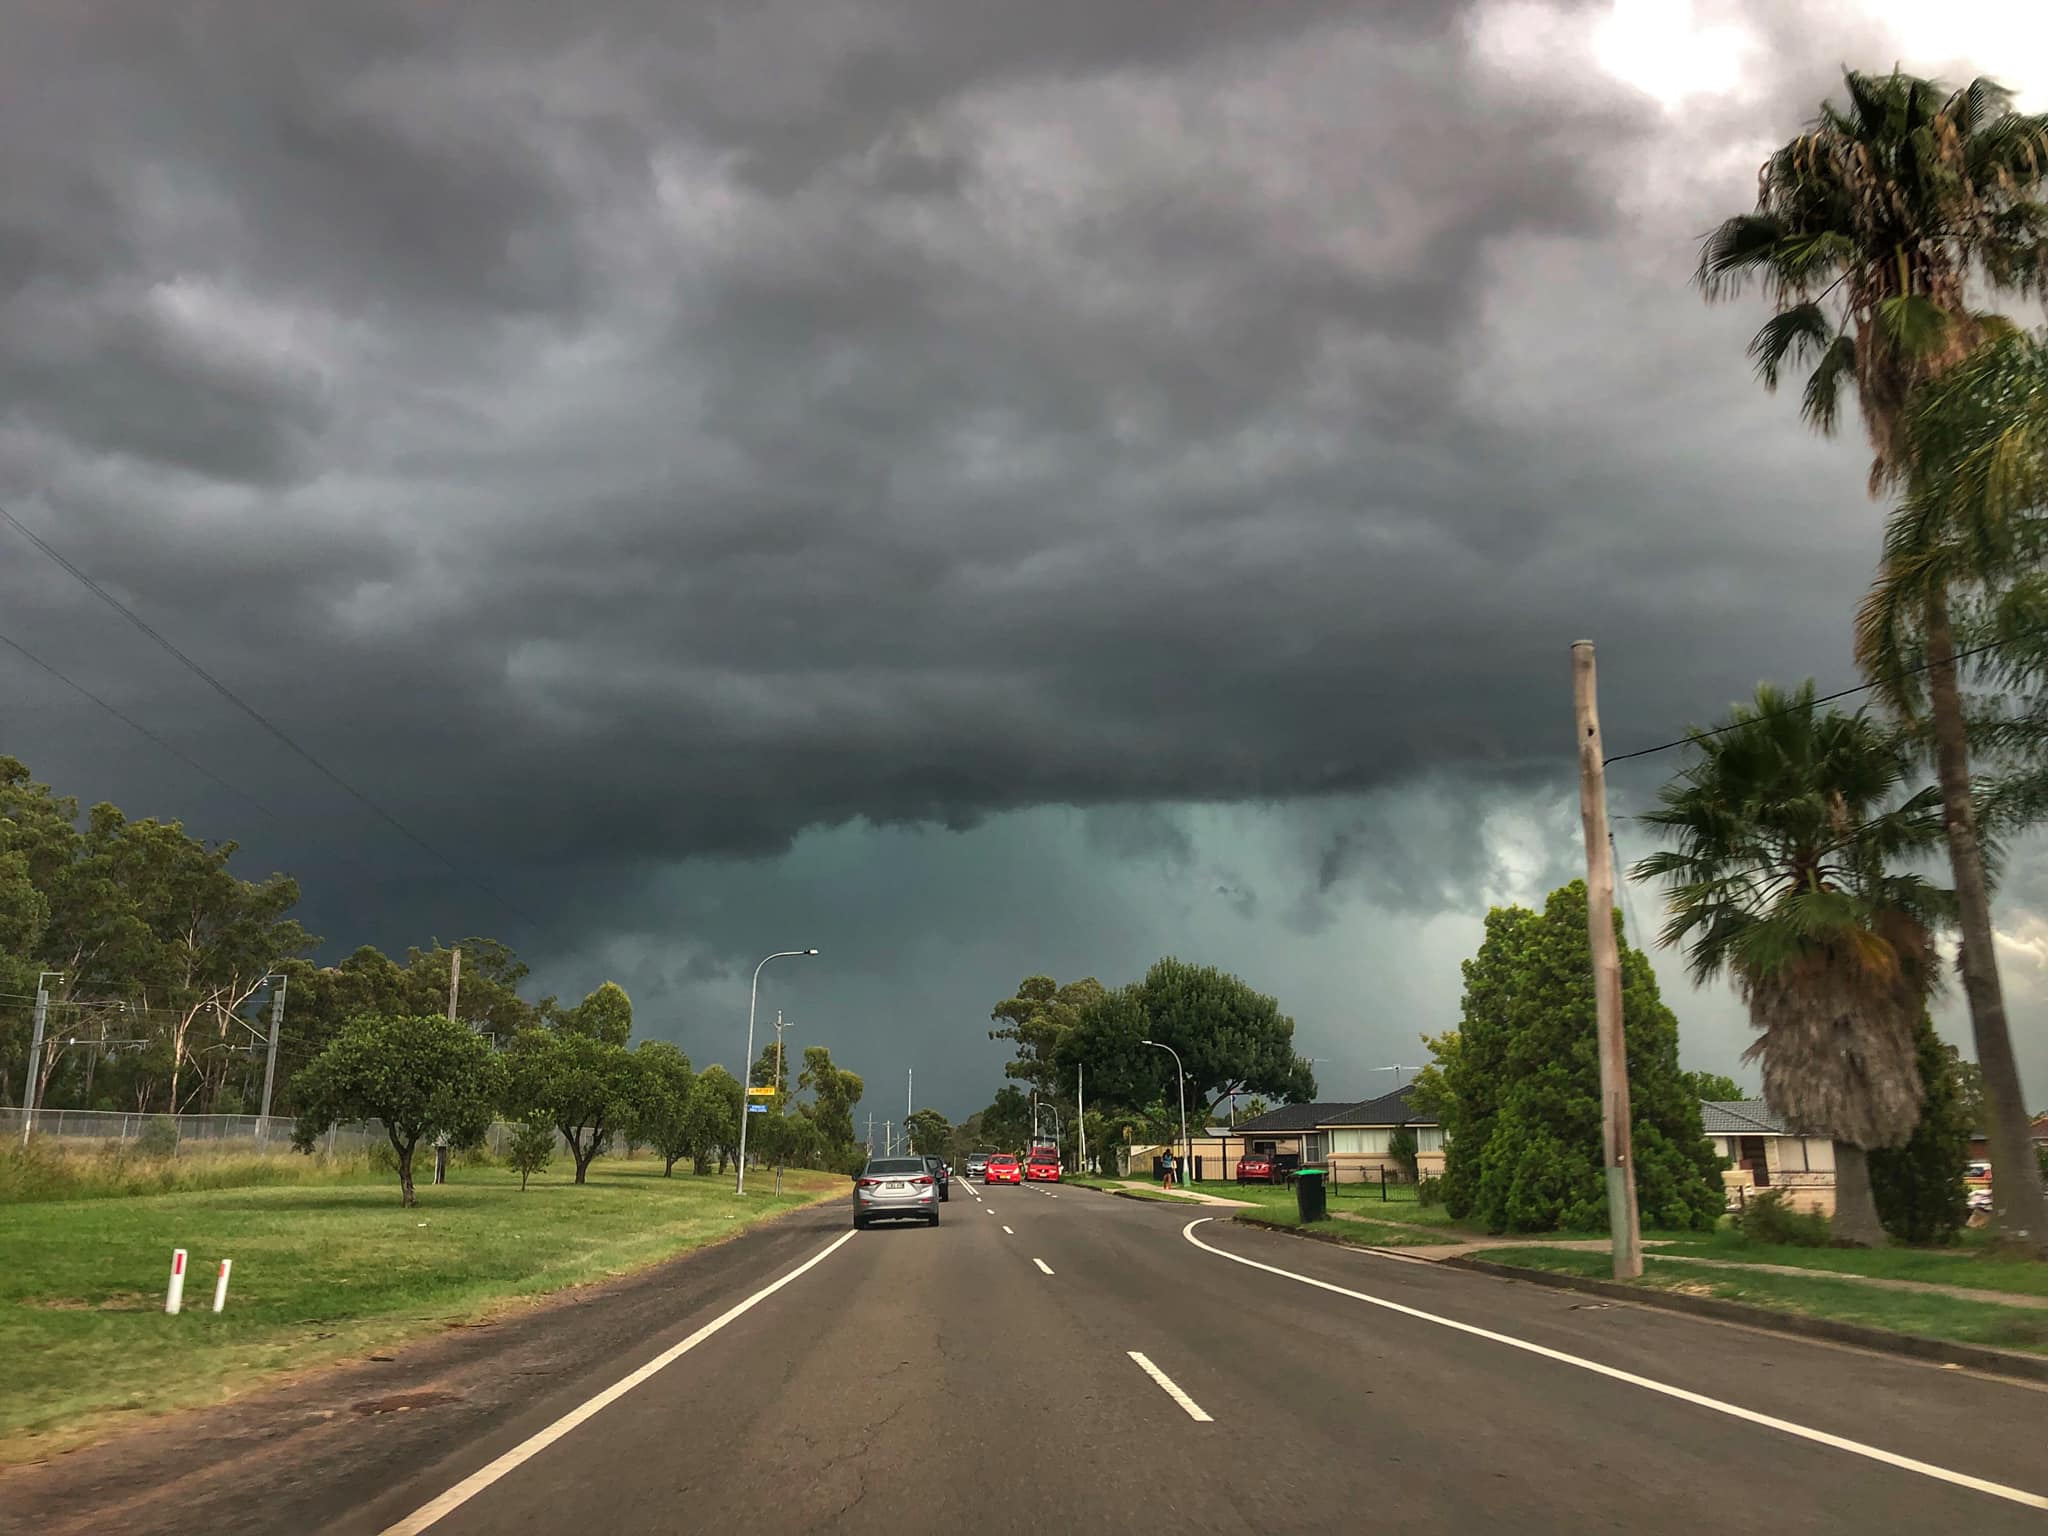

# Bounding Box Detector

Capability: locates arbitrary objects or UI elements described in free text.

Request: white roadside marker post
[166,1249,187,1315]
[212,1259,232,1313]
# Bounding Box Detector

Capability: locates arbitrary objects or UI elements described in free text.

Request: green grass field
[1,1158,839,1460]
[1640,1229,2048,1298]
[1477,1247,2048,1355]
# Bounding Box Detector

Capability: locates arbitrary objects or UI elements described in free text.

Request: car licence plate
[884,1181,905,1192]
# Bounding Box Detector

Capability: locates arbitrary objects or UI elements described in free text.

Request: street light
[736,949,818,1195]
[1140,1039,1188,1183]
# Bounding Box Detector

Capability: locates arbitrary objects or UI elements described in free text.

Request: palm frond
[1697,213,1787,298]
[1800,333,1859,433]
[1875,293,1953,359]
[1748,303,1834,389]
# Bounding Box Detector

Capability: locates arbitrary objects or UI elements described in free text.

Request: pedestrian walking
[1161,1147,1178,1190]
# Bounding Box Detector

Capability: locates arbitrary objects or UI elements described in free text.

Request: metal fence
[0,1108,522,1156]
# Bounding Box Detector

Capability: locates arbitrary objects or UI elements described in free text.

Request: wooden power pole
[1572,640,1642,1279]
[447,946,462,1023]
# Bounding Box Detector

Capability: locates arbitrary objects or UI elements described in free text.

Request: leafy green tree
[977,1085,1034,1151]
[1679,1071,1746,1103]
[1055,961,1315,1127]
[1871,1012,1971,1243]
[905,1107,951,1156]
[1702,70,2048,1254]
[290,1013,503,1206]
[1942,1045,1987,1135]
[1434,885,1723,1235]
[508,1120,555,1191]
[751,1037,793,1095]
[503,1020,637,1184]
[687,1065,744,1174]
[796,1045,864,1155]
[559,980,633,1045]
[989,975,1106,1098]
[1634,684,1951,1244]
[630,1040,696,1176]
[1387,1121,1419,1184]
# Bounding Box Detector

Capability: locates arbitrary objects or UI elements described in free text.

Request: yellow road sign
[746,1086,776,1098]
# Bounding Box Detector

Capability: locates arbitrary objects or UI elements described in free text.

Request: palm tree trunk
[1923,587,2048,1256]
[1830,1141,1887,1246]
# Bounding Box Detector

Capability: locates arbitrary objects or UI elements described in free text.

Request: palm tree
[1698,69,2048,492]
[1701,68,2048,1254]
[1633,683,1951,1245]
[1859,332,2048,1250]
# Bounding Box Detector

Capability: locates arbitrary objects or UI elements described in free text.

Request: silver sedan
[852,1156,941,1228]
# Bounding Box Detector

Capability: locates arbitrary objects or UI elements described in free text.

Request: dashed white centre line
[1127,1352,1213,1423]
[1033,1257,1054,1275]
[1002,1225,1014,1234]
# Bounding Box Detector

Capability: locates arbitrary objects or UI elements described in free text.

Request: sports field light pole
[1140,1040,1188,1183]
[736,948,817,1195]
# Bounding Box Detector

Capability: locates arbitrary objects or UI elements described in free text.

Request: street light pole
[737,948,817,1195]
[1141,1040,1189,1183]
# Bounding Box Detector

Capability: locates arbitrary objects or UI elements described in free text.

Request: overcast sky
[5,0,2047,1120]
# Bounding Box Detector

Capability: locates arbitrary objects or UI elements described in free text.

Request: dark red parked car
[1236,1153,1285,1185]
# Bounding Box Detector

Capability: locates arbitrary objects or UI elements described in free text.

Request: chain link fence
[0,1108,521,1156]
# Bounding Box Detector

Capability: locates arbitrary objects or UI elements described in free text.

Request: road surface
[14,1181,2048,1533]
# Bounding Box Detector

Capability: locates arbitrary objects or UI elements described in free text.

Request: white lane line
[1033,1257,1055,1275]
[1181,1219,2047,1513]
[1002,1225,1014,1234]
[1127,1351,1213,1423]
[379,1230,859,1535]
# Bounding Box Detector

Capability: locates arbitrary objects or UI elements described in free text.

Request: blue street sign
[747,1103,769,1113]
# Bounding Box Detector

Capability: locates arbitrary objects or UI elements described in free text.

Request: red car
[985,1154,1023,1185]
[1236,1154,1285,1185]
[1025,1153,1062,1183]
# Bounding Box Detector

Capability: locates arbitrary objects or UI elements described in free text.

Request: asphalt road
[11,1180,2046,1534]
[321,1179,2047,1535]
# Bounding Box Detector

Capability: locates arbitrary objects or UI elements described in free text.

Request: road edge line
[1181,1218,2048,1513]
[379,1229,859,1535]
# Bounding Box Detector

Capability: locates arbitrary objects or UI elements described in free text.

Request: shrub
[1416,1174,1445,1207]
[133,1119,181,1159]
[1869,1012,1969,1244]
[367,1140,399,1174]
[1732,1189,1831,1247]
[508,1120,555,1191]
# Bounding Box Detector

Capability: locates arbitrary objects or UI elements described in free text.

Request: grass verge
[1235,1210,1446,1248]
[1641,1230,2048,1299]
[2,1159,841,1461]
[1479,1247,2048,1356]
[1,1139,379,1203]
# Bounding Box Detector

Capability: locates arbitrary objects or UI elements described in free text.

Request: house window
[1415,1127,1444,1153]
[1331,1129,1391,1156]
[1738,1136,1770,1185]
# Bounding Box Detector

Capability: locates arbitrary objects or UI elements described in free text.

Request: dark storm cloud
[0,0,2027,1053]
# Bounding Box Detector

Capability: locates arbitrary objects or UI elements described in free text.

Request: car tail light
[915,1175,934,1186]
[857,1178,880,1188]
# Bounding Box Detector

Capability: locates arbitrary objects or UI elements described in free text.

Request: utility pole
[1077,1064,1086,1176]
[447,946,462,1022]
[884,1119,892,1156]
[772,1012,793,1096]
[258,973,289,1142]
[867,1112,875,1156]
[1572,640,1643,1280]
[905,1068,913,1149]
[21,973,59,1145]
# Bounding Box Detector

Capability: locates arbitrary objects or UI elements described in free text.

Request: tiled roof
[1698,1099,1786,1136]
[1232,1084,1437,1132]
[1318,1083,1437,1128]
[1230,1101,1356,1133]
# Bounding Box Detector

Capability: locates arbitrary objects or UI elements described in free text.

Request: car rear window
[989,1156,1017,1165]
[866,1159,926,1175]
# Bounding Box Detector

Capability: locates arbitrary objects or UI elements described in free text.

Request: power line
[0,503,539,930]
[1601,622,2048,767]
[0,627,281,820]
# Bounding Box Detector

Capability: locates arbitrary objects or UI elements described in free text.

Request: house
[1215,1085,1443,1185]
[1700,1100,1836,1215]
[1966,1112,2048,1163]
